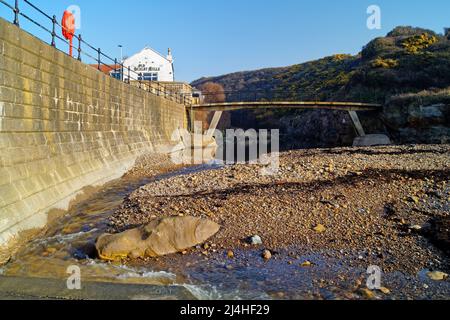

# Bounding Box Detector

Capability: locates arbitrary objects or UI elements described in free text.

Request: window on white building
[111,72,122,80]
[138,73,158,81]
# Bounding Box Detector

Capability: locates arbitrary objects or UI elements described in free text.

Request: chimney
[167,48,173,63]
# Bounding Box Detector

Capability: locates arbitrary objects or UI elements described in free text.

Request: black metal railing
[198,89,385,105]
[0,0,192,105]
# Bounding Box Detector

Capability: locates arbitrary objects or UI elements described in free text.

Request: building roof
[89,64,121,74]
[126,46,172,63]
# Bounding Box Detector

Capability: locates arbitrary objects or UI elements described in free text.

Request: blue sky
[1,0,449,82]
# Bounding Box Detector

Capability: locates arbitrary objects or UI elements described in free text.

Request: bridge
[191,101,382,112]
[188,100,383,139]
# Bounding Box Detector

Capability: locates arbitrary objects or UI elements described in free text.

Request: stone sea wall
[0,18,187,246]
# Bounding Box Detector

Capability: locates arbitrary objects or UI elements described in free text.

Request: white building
[113,47,174,82]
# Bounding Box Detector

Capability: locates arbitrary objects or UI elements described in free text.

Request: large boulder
[96,216,220,261]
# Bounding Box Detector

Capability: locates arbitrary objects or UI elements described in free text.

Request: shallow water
[1,164,222,289]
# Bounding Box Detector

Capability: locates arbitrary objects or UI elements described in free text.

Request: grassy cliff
[192,26,450,104]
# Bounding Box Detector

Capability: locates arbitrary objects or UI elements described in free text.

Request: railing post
[51,15,56,47]
[114,58,117,78]
[13,0,19,26]
[127,66,131,84]
[77,34,82,61]
[97,48,101,70]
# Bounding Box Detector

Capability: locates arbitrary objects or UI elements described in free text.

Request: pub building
[97,46,175,82]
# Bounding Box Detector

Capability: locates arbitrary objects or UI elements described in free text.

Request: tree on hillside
[195,82,229,130]
[198,82,226,103]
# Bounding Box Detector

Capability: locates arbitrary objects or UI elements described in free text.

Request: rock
[409,225,422,232]
[46,247,57,254]
[408,196,420,204]
[301,261,312,267]
[313,224,326,233]
[248,235,263,245]
[359,288,375,299]
[353,134,392,147]
[96,216,220,261]
[262,250,272,260]
[378,287,391,294]
[427,271,448,281]
[227,250,234,259]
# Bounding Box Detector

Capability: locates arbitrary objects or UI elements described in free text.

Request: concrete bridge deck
[191,101,383,112]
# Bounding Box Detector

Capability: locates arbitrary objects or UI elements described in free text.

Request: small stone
[227,250,234,259]
[262,250,272,260]
[409,196,420,204]
[128,250,141,259]
[301,261,312,267]
[427,271,448,281]
[181,250,188,255]
[378,287,391,294]
[409,225,422,232]
[359,288,375,299]
[203,243,210,250]
[248,235,263,245]
[313,224,326,233]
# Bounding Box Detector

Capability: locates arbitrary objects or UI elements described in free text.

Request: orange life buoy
[61,11,75,56]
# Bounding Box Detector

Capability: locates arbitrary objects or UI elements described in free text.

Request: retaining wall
[0,18,187,246]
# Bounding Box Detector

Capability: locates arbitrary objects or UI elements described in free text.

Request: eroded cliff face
[384,104,449,144]
[383,91,450,144]
[228,109,387,150]
[225,98,449,149]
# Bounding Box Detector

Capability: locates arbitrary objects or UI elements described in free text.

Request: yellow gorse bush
[402,33,438,54]
[371,57,399,69]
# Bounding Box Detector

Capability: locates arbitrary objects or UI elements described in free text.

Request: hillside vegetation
[192,26,450,104]
[191,26,450,147]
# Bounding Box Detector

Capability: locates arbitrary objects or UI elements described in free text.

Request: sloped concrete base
[353,134,392,147]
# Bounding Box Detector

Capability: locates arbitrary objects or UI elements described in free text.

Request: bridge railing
[197,89,386,105]
[0,0,192,105]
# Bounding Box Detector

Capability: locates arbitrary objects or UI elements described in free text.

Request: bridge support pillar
[188,107,196,132]
[348,111,366,137]
[206,111,223,139]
